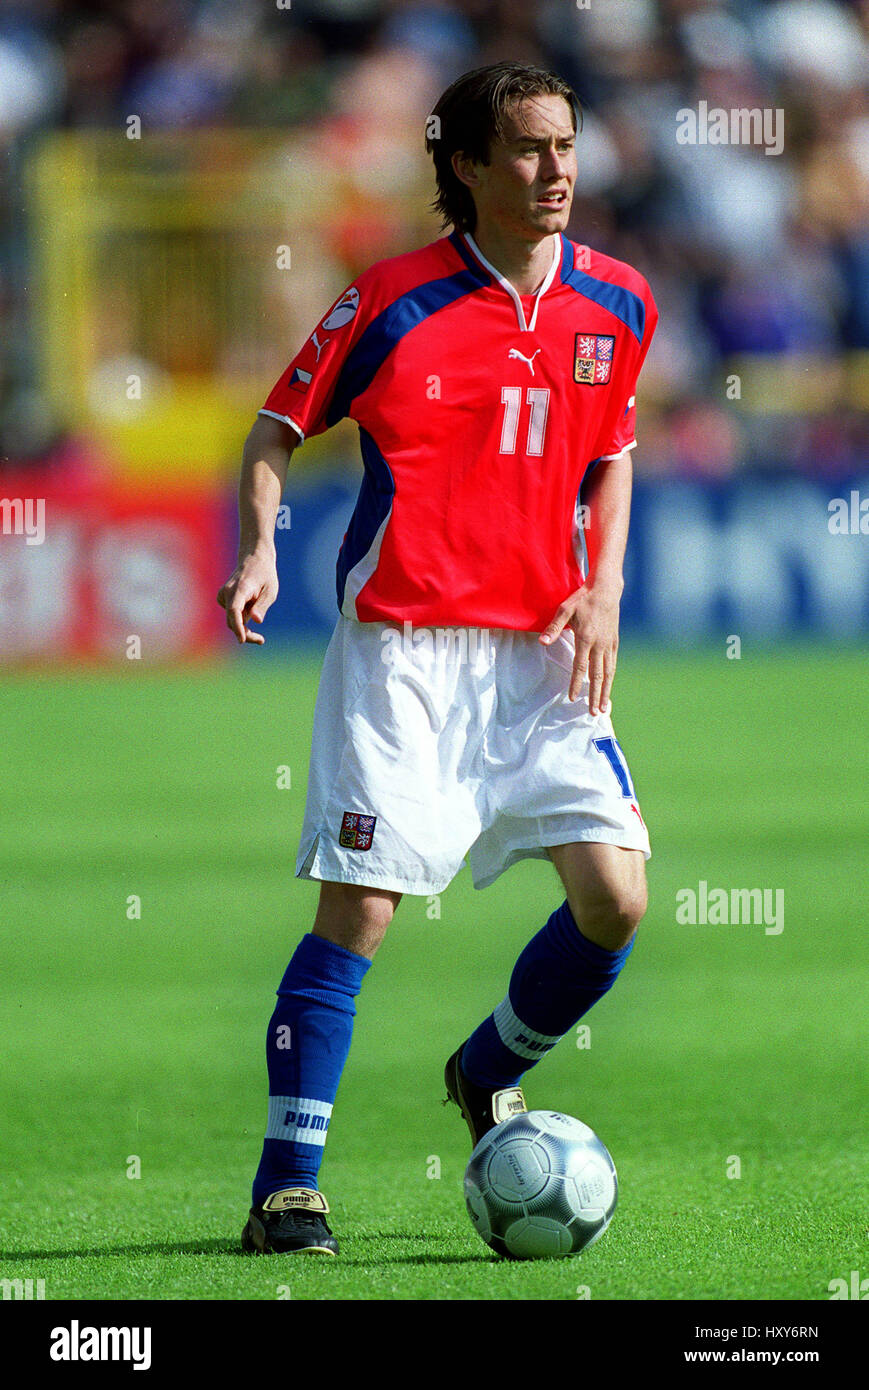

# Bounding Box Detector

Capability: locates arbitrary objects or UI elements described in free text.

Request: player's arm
[539,450,633,713]
[217,414,299,645]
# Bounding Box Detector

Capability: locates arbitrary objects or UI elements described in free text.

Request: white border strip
[258,408,305,444]
[463,233,561,332]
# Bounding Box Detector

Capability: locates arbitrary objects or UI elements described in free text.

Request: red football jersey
[261,230,657,631]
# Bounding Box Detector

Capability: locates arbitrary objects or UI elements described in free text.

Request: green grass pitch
[1,645,866,1302]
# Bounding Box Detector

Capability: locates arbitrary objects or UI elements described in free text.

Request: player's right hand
[217,554,278,645]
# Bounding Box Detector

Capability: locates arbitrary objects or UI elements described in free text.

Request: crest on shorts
[574,333,615,385]
[339,811,377,850]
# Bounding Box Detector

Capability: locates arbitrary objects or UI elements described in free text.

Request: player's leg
[242,881,399,1255]
[311,879,400,958]
[470,843,645,1067]
[446,629,651,1144]
[547,841,647,951]
[447,844,645,1142]
[245,615,483,1246]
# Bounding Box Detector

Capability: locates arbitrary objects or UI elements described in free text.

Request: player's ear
[451,150,479,191]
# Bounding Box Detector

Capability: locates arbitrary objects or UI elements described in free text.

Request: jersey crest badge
[339,811,377,850]
[574,333,615,385]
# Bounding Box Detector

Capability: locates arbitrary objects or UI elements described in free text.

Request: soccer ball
[463,1111,617,1259]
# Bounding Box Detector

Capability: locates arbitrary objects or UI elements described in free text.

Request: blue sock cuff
[277,932,371,1008]
[545,900,636,979]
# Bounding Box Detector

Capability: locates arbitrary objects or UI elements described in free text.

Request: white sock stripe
[266,1095,333,1146]
[492,997,563,1062]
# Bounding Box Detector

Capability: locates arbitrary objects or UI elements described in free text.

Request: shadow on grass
[3,1234,493,1267]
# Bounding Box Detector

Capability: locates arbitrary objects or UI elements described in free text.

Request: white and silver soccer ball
[464,1111,618,1259]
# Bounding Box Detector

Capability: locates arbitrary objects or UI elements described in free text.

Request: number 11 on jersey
[499,387,550,457]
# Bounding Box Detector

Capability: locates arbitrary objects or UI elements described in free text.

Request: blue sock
[251,932,371,1207]
[461,900,635,1089]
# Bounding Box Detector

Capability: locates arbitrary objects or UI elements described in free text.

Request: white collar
[463,232,561,333]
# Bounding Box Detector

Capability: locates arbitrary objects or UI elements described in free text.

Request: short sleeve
[594,285,658,463]
[259,284,366,444]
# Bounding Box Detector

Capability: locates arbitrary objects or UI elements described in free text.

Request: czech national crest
[574,333,615,385]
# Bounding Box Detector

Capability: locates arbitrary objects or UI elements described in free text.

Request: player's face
[462,95,577,242]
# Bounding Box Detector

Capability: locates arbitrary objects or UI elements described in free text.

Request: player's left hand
[539,580,623,712]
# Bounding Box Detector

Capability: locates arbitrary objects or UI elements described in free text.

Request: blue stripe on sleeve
[326,267,485,426]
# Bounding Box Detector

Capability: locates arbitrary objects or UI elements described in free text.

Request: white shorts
[296,617,650,896]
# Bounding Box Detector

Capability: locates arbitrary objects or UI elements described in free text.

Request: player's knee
[313,881,400,959]
[353,888,399,935]
[614,876,647,937]
[596,901,645,949]
[572,874,647,951]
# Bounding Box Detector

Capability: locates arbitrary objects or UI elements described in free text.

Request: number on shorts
[593,736,634,799]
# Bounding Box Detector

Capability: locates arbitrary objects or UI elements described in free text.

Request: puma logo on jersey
[508,347,541,375]
[311,330,330,361]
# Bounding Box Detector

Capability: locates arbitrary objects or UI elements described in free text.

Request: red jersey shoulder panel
[260,235,464,440]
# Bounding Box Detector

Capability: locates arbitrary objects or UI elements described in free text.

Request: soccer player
[218,61,658,1256]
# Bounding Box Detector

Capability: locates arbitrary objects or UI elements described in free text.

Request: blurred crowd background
[0,0,867,483]
[0,1,867,660]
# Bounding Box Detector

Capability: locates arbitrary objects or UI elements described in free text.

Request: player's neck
[467,224,559,297]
